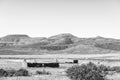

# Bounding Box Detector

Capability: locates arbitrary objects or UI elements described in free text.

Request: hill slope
[0,33,120,55]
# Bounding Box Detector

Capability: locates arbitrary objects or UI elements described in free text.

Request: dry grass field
[0,52,120,59]
[0,75,70,80]
[0,73,120,80]
[106,73,120,80]
[0,53,120,80]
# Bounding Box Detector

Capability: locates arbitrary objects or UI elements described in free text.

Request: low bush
[0,68,29,77]
[36,70,51,75]
[15,69,29,76]
[6,69,16,77]
[66,62,107,80]
[0,69,8,77]
[110,66,120,73]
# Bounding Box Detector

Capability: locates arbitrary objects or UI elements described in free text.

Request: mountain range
[0,33,120,55]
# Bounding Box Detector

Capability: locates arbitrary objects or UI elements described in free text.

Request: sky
[0,0,120,38]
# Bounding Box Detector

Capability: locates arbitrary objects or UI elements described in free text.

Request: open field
[0,75,70,80]
[107,73,120,80]
[0,53,120,59]
[0,73,120,80]
[0,53,120,80]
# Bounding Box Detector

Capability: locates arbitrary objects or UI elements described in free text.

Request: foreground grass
[0,73,120,80]
[0,75,70,80]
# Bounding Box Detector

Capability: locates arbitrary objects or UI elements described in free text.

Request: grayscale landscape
[0,0,120,80]
[0,34,120,80]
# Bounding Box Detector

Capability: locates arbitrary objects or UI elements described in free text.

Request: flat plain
[0,53,120,80]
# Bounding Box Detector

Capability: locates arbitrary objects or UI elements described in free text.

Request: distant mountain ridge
[0,33,120,55]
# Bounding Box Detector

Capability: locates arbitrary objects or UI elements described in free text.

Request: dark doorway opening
[73,60,78,63]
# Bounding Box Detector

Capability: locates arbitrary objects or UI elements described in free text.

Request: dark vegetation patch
[36,70,51,75]
[21,45,69,51]
[95,42,120,51]
[66,62,120,80]
[39,45,68,50]
[0,68,51,77]
[0,69,29,77]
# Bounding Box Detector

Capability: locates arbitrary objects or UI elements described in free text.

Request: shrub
[0,68,30,77]
[15,69,29,76]
[0,69,8,77]
[6,69,16,77]
[66,62,106,80]
[36,70,51,75]
[110,66,120,73]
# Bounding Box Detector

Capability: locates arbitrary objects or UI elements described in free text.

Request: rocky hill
[0,33,120,55]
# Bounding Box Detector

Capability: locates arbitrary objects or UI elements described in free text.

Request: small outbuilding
[73,60,78,64]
